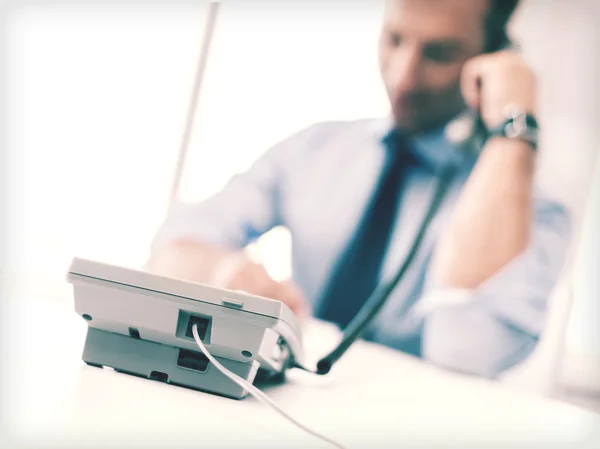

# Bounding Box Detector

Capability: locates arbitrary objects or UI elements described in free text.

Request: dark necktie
[317,130,415,329]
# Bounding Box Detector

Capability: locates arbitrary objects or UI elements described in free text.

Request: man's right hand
[225,260,308,319]
[146,241,308,319]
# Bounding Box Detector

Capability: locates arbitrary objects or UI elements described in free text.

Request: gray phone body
[66,257,305,399]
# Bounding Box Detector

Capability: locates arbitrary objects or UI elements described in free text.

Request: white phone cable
[192,324,345,449]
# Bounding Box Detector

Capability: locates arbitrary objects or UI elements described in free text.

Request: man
[148,0,571,378]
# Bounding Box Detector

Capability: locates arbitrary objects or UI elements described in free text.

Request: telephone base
[82,327,260,400]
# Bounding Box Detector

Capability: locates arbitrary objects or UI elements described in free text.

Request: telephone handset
[445,110,489,152]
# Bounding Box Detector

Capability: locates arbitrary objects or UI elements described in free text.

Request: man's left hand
[460,50,537,129]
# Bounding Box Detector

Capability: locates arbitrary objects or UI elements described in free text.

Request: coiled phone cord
[296,163,456,375]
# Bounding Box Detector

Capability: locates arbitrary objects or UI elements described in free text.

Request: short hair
[485,0,520,52]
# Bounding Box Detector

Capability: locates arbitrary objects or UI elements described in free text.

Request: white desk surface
[2,295,599,449]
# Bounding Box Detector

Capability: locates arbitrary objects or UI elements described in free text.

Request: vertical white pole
[168,1,221,212]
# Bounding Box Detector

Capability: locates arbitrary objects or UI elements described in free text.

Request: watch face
[504,110,538,147]
[505,110,528,138]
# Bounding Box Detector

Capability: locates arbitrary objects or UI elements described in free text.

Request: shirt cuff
[415,245,551,338]
[413,287,476,317]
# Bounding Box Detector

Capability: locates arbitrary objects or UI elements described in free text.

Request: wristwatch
[487,106,540,151]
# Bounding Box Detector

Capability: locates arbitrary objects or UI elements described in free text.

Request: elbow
[421,305,540,379]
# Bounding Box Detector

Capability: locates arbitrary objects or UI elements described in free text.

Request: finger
[227,263,308,318]
[237,265,293,306]
[227,262,270,294]
[460,57,484,112]
[275,281,308,318]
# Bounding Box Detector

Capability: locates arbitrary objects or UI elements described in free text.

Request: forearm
[146,239,240,284]
[421,193,571,377]
[146,233,308,317]
[432,137,536,288]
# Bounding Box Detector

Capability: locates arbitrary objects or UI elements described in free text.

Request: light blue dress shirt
[152,118,571,378]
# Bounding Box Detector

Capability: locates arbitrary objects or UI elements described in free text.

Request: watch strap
[487,109,539,151]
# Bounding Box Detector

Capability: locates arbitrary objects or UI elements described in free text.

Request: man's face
[379,0,489,134]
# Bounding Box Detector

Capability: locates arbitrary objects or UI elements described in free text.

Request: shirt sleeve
[417,190,572,378]
[150,123,326,254]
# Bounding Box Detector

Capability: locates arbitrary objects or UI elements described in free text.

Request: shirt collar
[371,115,477,172]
